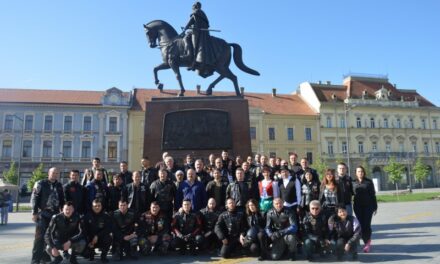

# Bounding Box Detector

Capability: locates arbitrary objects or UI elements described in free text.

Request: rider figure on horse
[183,2,215,71]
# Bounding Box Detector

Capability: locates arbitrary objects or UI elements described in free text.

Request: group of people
[30,151,378,264]
[0,189,12,225]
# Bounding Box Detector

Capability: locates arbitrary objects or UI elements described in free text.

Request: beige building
[128,88,319,169]
[299,75,440,190]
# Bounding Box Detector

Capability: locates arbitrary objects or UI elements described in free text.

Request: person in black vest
[337,162,354,216]
[215,198,246,258]
[171,199,204,255]
[303,200,329,261]
[150,169,176,224]
[353,165,377,253]
[140,156,158,189]
[226,168,252,212]
[31,167,65,264]
[328,205,361,260]
[206,169,227,211]
[138,202,171,255]
[199,198,221,252]
[107,173,127,212]
[119,161,133,186]
[63,170,87,216]
[265,197,298,260]
[112,200,139,260]
[241,199,268,260]
[278,166,302,218]
[124,171,150,217]
[82,157,109,186]
[86,169,108,212]
[195,159,211,186]
[82,199,112,263]
[44,202,85,264]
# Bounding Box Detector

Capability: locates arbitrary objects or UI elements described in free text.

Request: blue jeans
[1,204,8,224]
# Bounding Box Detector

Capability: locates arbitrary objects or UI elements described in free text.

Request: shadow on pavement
[358,253,432,263]
[371,243,440,254]
[374,231,436,240]
[374,222,440,232]
[0,222,35,233]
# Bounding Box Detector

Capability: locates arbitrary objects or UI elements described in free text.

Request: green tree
[27,163,47,191]
[313,156,329,181]
[384,157,405,195]
[413,158,430,189]
[2,161,18,185]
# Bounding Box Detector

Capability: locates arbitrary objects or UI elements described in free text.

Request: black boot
[50,256,63,264]
[69,254,79,264]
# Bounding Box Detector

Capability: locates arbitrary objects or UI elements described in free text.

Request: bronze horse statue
[143,20,260,96]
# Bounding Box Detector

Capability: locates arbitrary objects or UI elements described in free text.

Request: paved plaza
[1,200,439,263]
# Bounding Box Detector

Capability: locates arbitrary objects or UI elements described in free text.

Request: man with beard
[86,169,108,212]
[119,161,133,186]
[194,159,211,186]
[107,173,127,212]
[82,199,112,262]
[112,200,138,260]
[199,198,221,251]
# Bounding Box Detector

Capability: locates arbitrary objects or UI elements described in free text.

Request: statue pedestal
[143,96,251,164]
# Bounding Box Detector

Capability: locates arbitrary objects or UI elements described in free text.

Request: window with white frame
[383,118,389,128]
[2,140,12,158]
[81,141,91,158]
[424,142,429,154]
[433,119,438,130]
[109,117,118,133]
[399,142,405,153]
[370,118,375,128]
[83,116,92,132]
[23,140,32,158]
[62,141,72,158]
[356,117,362,128]
[436,142,440,153]
[4,115,13,131]
[305,127,312,141]
[250,127,256,140]
[108,141,118,159]
[342,141,347,154]
[340,117,345,128]
[409,118,414,129]
[326,116,332,128]
[64,116,73,133]
[412,142,417,153]
[42,140,52,158]
[421,119,426,129]
[44,115,53,132]
[25,115,33,131]
[372,142,378,152]
[385,141,391,152]
[327,141,334,155]
[396,118,401,128]
[358,141,364,154]
[268,127,275,140]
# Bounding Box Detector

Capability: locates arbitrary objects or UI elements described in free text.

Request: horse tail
[229,43,260,76]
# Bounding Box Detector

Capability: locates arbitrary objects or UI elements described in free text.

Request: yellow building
[128,88,319,169]
[300,74,440,190]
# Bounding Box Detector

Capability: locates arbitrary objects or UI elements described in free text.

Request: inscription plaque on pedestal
[143,96,251,163]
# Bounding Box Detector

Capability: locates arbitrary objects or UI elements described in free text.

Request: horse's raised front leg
[153,63,170,91]
[170,62,185,97]
[205,75,224,96]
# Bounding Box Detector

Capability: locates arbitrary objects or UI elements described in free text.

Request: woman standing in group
[353,165,377,253]
[319,168,343,222]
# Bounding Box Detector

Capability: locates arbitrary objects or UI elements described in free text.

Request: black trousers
[354,204,374,243]
[31,212,54,262]
[332,237,358,258]
[220,237,240,258]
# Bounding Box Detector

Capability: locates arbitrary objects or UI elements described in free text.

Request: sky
[1,0,439,105]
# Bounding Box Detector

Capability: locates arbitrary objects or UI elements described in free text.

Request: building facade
[300,75,440,190]
[0,87,131,186]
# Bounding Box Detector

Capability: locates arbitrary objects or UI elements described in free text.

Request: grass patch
[12,205,32,212]
[377,192,440,203]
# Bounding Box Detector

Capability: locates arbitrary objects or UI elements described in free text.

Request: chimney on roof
[318,80,322,85]
[326,81,331,85]
[240,87,245,95]
[393,83,397,88]
[196,84,201,94]
[272,88,277,97]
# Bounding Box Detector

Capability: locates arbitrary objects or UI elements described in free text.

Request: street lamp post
[13,115,24,212]
[344,103,351,173]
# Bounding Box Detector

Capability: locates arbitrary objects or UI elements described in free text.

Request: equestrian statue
[143,2,260,97]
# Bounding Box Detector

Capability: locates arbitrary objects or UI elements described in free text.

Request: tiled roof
[132,88,317,115]
[0,88,104,105]
[309,77,434,107]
